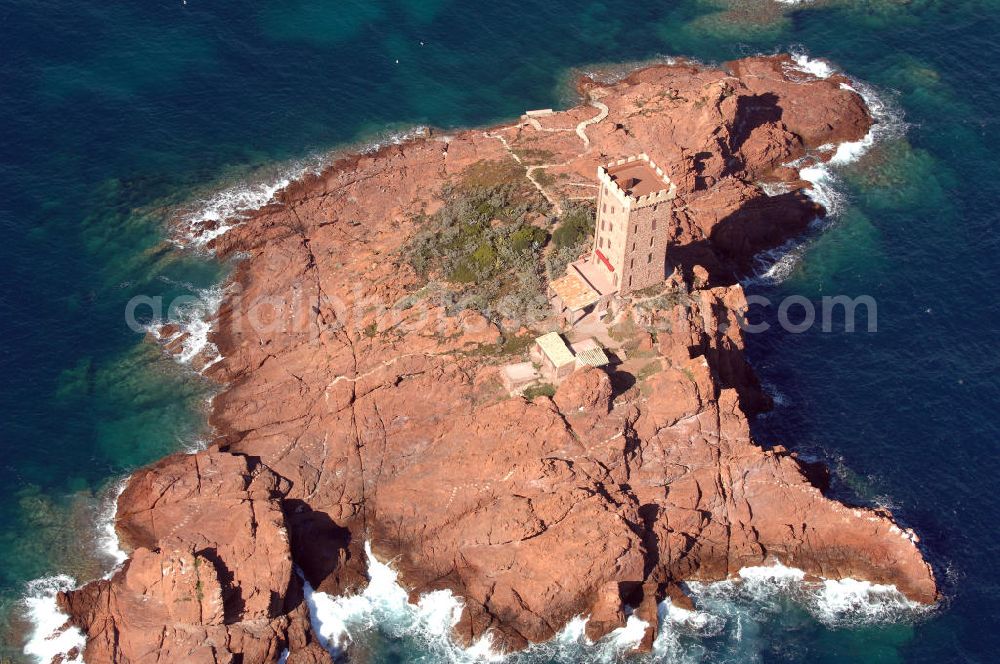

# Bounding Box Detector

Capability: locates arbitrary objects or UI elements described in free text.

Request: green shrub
[545,202,595,279]
[523,383,556,400]
[552,203,594,249]
[511,226,548,253]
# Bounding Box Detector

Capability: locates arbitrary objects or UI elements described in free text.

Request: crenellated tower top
[597,153,677,209]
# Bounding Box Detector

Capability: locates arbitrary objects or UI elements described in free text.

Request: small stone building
[531,332,577,382]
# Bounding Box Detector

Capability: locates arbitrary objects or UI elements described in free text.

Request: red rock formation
[55,55,936,663]
[58,453,329,663]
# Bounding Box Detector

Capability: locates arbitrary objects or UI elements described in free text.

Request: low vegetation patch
[608,313,639,343]
[636,360,663,382]
[533,168,556,188]
[545,201,595,279]
[522,383,556,400]
[466,332,537,359]
[512,147,556,165]
[404,175,552,324]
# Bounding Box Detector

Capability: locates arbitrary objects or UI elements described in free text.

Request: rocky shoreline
[52,55,936,663]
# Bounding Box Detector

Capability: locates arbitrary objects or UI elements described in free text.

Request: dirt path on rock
[488,96,610,217]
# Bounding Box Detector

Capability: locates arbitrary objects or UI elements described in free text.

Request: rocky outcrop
[56,55,936,663]
[58,452,329,663]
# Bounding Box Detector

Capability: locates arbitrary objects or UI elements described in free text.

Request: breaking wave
[576,55,682,87]
[22,576,86,664]
[358,125,430,155]
[301,543,664,663]
[295,545,928,663]
[21,476,132,663]
[146,285,225,369]
[181,174,296,247]
[96,478,128,570]
[302,542,501,663]
[760,380,790,408]
[177,125,430,249]
[689,562,931,629]
[747,51,904,285]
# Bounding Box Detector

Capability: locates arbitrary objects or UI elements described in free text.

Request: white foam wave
[302,542,501,662]
[22,575,86,664]
[814,578,923,623]
[797,160,844,215]
[747,238,806,285]
[578,55,684,87]
[662,600,725,635]
[301,554,926,664]
[147,286,225,368]
[182,175,295,248]
[300,543,719,663]
[359,126,430,155]
[789,51,835,80]
[760,381,789,407]
[687,562,929,628]
[177,126,432,249]
[603,614,647,652]
[96,479,128,570]
[183,436,210,454]
[758,180,793,197]
[746,54,904,285]
[738,561,806,585]
[648,599,726,662]
[22,477,136,663]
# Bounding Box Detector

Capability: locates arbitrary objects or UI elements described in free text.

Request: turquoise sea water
[1,0,998,661]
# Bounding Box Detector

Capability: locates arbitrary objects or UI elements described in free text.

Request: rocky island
[54,55,936,663]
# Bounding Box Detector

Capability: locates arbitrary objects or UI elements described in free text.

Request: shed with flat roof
[570,338,610,369]
[500,362,541,395]
[532,332,576,381]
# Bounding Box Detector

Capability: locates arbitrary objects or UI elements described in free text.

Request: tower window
[649,236,654,247]
[652,218,657,231]
[647,252,652,264]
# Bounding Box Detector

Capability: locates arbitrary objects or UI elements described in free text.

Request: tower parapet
[596,153,677,210]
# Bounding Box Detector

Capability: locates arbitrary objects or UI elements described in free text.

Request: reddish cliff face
[56,55,936,662]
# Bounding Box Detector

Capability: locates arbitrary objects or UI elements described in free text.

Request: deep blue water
[1,0,998,661]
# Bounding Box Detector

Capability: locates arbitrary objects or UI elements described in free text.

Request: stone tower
[592,153,676,294]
